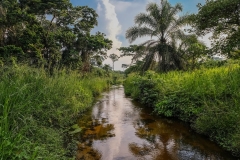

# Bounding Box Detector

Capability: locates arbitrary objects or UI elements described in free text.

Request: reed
[0,65,111,159]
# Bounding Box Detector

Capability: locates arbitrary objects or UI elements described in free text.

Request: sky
[70,0,208,71]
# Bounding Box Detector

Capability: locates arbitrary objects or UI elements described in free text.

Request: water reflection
[131,117,179,159]
[76,116,115,159]
[76,86,237,160]
[130,111,236,160]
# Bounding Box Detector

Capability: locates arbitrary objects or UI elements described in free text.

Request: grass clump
[0,65,111,159]
[124,63,240,156]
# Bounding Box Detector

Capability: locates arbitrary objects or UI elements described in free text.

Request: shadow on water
[76,86,238,160]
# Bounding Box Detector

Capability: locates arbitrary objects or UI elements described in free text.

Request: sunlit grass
[124,63,240,156]
[0,65,111,159]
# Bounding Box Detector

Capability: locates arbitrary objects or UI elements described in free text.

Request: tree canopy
[190,0,240,55]
[109,53,119,71]
[0,0,112,73]
[125,0,193,72]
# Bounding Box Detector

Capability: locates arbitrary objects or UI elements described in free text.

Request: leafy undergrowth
[0,65,111,159]
[124,63,240,156]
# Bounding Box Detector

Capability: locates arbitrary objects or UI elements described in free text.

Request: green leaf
[69,128,82,134]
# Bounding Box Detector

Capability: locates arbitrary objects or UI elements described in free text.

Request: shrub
[124,63,240,155]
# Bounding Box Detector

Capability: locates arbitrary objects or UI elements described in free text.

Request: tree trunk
[159,43,166,72]
[161,52,166,72]
[81,50,88,63]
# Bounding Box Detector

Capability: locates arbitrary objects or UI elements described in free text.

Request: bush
[124,64,240,156]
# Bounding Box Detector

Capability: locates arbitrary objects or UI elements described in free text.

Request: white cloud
[198,33,212,48]
[103,0,150,70]
[97,0,211,70]
[97,0,152,71]
[97,0,124,70]
[113,1,132,13]
[97,2,103,12]
[101,0,122,49]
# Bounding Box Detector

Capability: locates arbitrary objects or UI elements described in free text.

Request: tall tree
[75,32,112,71]
[190,0,240,55]
[126,0,188,72]
[0,0,113,73]
[109,53,119,71]
[177,34,207,69]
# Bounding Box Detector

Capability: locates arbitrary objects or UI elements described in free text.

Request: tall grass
[0,65,111,159]
[124,63,240,156]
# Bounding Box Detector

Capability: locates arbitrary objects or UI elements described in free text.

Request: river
[76,86,237,160]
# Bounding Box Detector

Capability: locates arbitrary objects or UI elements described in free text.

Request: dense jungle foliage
[122,0,240,157]
[124,61,240,156]
[0,0,113,73]
[1,0,240,158]
[0,0,125,159]
[120,0,239,73]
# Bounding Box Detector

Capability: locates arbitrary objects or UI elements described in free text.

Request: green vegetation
[120,0,239,74]
[124,61,240,156]
[109,53,120,71]
[1,0,239,158]
[0,0,124,158]
[0,0,112,73]
[0,65,116,159]
[189,0,240,54]
[122,0,240,157]
[121,0,207,72]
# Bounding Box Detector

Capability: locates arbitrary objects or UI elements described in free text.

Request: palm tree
[109,53,119,71]
[126,0,188,72]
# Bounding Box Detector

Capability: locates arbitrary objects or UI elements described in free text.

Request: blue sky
[70,0,207,70]
[71,0,97,9]
[71,0,204,12]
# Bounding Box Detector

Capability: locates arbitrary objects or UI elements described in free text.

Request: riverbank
[124,64,240,157]
[76,86,236,159]
[0,65,114,159]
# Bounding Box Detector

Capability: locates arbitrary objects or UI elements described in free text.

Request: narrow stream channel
[76,86,237,160]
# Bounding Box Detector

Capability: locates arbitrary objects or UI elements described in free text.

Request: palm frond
[140,39,157,46]
[126,26,154,43]
[147,3,162,24]
[165,15,188,36]
[125,0,193,72]
[146,2,158,13]
[168,3,183,18]
[131,50,145,63]
[135,13,157,29]
[163,3,182,32]
[142,51,155,72]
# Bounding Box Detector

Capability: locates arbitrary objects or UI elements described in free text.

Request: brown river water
[76,86,237,160]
